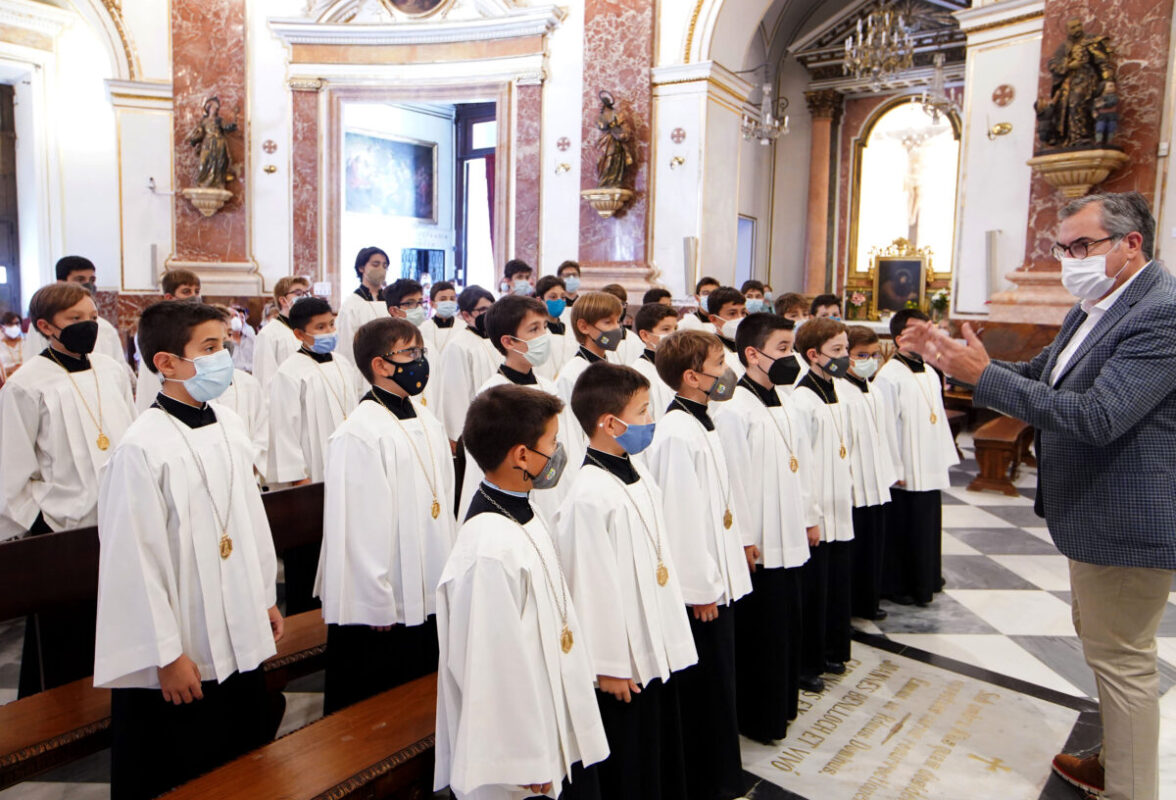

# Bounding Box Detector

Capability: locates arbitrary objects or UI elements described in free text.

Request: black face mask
[473,313,487,335]
[52,320,99,355]
[80,281,97,296]
[822,354,852,378]
[759,350,802,385]
[384,356,429,396]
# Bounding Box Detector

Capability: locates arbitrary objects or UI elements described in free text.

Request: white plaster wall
[767,56,811,294]
[701,94,743,286]
[120,0,172,81]
[650,80,706,296]
[538,0,583,274]
[737,136,772,283]
[116,107,174,291]
[952,11,1043,317]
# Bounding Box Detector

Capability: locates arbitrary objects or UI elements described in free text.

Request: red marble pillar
[1023,0,1174,268]
[514,83,542,269]
[291,80,323,281]
[579,0,653,268]
[172,0,248,264]
[803,90,842,295]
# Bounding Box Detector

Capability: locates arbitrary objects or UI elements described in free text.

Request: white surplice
[456,371,581,522]
[436,328,502,442]
[534,330,578,382]
[713,384,818,569]
[874,357,959,491]
[644,407,752,606]
[419,316,467,357]
[435,511,609,800]
[552,352,597,462]
[554,461,698,685]
[335,292,388,366]
[93,405,278,688]
[835,377,897,509]
[721,343,746,379]
[231,323,256,374]
[790,381,855,543]
[605,329,645,367]
[266,352,365,483]
[315,398,456,627]
[252,317,301,392]
[676,312,715,335]
[0,352,136,539]
[631,354,674,422]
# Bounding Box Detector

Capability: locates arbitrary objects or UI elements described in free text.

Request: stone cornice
[0,0,71,38]
[269,5,565,48]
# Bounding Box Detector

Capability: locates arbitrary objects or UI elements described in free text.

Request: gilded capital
[805,89,844,122]
[289,77,326,93]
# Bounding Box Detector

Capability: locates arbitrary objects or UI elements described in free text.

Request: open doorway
[455,102,496,291]
[0,85,19,317]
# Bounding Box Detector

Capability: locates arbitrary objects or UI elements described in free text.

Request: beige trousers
[1069,559,1173,800]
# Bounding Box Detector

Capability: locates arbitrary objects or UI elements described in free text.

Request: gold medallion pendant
[96,433,110,451]
[930,412,938,424]
[560,625,574,653]
[839,444,848,460]
[723,508,733,529]
[218,535,233,560]
[656,561,669,587]
[431,499,441,519]
[789,455,800,473]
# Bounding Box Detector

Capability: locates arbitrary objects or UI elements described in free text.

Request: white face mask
[2,324,20,339]
[511,331,551,368]
[1061,240,1127,300]
[721,317,742,341]
[405,307,427,327]
[229,315,243,333]
[851,357,879,380]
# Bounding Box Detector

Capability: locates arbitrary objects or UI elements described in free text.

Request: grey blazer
[973,261,1176,570]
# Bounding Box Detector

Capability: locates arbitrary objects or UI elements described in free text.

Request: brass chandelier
[843,2,914,88]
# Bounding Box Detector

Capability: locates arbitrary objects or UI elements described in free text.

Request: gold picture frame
[868,238,934,320]
[343,129,439,225]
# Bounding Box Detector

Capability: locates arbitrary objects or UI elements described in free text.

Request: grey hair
[1060,191,1155,260]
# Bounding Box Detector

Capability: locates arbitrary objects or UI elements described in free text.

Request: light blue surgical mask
[563,276,581,294]
[405,307,427,327]
[746,298,766,314]
[612,416,656,455]
[434,300,458,318]
[512,279,533,296]
[310,332,337,354]
[545,298,567,319]
[168,348,234,402]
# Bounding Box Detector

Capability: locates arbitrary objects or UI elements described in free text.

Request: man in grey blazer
[901,192,1176,800]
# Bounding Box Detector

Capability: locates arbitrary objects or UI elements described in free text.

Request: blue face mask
[545,298,567,319]
[171,348,234,402]
[563,276,581,294]
[310,332,337,354]
[434,300,458,318]
[512,279,533,296]
[746,298,766,314]
[612,416,656,455]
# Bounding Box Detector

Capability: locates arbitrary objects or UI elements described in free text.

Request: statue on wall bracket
[581,90,636,219]
[1028,18,1129,198]
[181,97,238,217]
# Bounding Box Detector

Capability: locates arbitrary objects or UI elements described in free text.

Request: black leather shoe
[824,661,847,675]
[888,594,916,606]
[798,675,825,693]
[866,608,888,621]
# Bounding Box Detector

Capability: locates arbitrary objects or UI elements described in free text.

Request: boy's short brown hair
[846,324,879,351]
[600,283,628,303]
[463,384,565,473]
[795,317,848,364]
[570,291,624,344]
[29,283,90,327]
[353,317,423,383]
[273,275,311,303]
[571,361,650,436]
[774,292,808,316]
[655,329,722,391]
[161,269,201,297]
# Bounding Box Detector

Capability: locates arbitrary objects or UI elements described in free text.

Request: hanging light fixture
[917,52,959,123]
[843,2,914,89]
[741,83,790,146]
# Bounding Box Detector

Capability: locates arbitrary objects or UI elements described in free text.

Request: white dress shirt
[1050,263,1148,386]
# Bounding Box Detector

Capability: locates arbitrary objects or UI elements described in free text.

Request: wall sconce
[670,156,686,169]
[987,121,1013,140]
[263,165,278,174]
[555,162,571,175]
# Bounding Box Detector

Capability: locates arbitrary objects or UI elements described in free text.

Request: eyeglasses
[395,300,423,310]
[285,289,310,299]
[1051,236,1118,260]
[381,346,428,362]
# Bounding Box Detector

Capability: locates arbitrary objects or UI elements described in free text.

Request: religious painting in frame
[344,130,438,224]
[871,254,928,318]
[379,0,455,18]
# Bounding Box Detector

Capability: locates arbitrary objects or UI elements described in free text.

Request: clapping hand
[897,321,991,385]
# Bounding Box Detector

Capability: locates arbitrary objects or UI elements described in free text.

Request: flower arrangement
[929,288,949,320]
[847,291,867,319]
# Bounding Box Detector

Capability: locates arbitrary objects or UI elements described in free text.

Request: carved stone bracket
[1026,148,1130,199]
[289,77,326,93]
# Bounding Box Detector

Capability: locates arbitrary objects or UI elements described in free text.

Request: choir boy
[774,292,809,324]
[384,279,440,409]
[558,259,582,308]
[456,295,580,520]
[95,300,283,800]
[253,275,312,391]
[436,285,499,450]
[631,302,678,421]
[841,325,902,621]
[1,282,136,696]
[875,309,959,606]
[645,330,750,800]
[554,291,624,408]
[712,313,819,743]
[740,280,767,313]
[435,385,607,800]
[599,284,644,365]
[703,286,749,377]
[556,361,697,800]
[419,280,465,360]
[791,318,856,685]
[21,256,129,370]
[810,294,843,320]
[677,276,719,334]
[315,317,456,714]
[134,270,203,400]
[502,258,534,296]
[533,275,577,381]
[335,247,389,367]
[642,287,673,306]
[268,296,365,613]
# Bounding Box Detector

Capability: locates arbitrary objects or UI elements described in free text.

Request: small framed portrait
[871,256,927,317]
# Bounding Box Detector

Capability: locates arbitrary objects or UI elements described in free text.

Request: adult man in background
[902,192,1176,800]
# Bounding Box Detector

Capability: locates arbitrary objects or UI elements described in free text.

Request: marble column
[803,90,842,295]
[290,78,323,282]
[514,81,542,270]
[579,0,653,284]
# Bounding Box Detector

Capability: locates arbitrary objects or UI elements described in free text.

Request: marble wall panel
[514,83,542,269]
[291,88,320,281]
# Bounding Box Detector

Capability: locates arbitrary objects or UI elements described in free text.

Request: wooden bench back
[0,482,325,623]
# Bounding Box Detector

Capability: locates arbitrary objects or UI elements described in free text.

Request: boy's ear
[153,350,181,378]
[35,318,54,338]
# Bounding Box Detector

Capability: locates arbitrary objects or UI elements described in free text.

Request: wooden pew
[967,415,1034,497]
[0,483,328,790]
[163,673,438,800]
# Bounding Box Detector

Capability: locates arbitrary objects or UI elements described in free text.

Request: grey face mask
[702,366,738,402]
[521,442,567,490]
